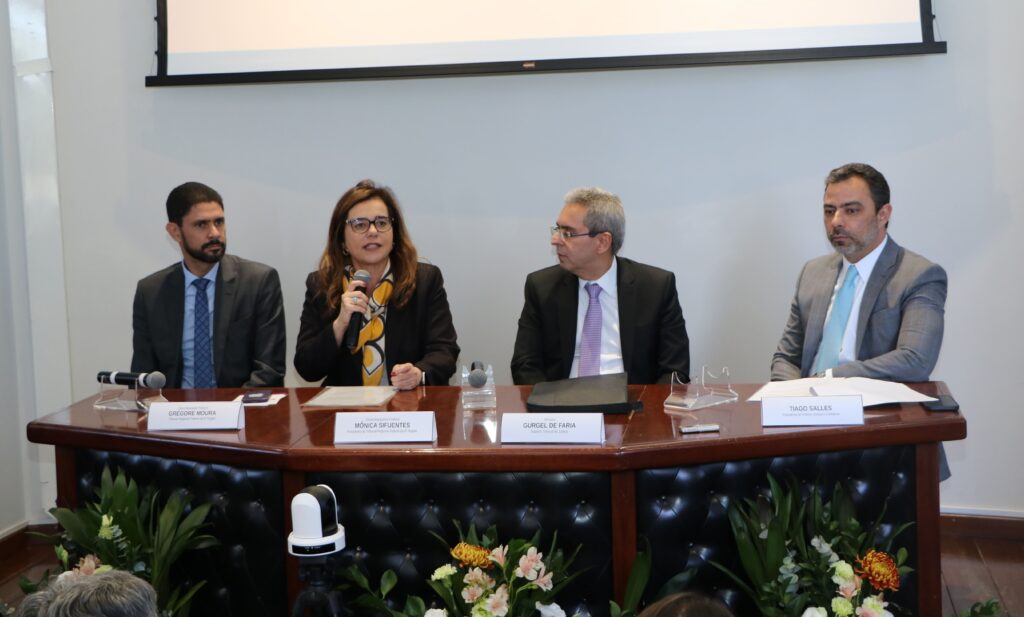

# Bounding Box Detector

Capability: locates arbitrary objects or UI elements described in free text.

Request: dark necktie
[192,278,215,388]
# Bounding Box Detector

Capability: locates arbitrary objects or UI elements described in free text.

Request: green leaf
[343,565,372,591]
[381,569,398,598]
[403,595,427,617]
[621,538,651,614]
[727,504,767,586]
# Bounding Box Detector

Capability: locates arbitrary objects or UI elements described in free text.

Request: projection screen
[148,0,945,86]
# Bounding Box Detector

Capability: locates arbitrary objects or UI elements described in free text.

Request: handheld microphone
[344,269,372,351]
[468,361,488,388]
[97,370,166,389]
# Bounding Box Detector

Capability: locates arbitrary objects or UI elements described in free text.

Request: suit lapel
[157,266,186,386]
[616,257,636,373]
[855,238,900,356]
[213,255,237,383]
[556,271,579,373]
[803,255,842,373]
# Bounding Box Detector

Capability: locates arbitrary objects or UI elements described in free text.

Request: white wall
[12,0,1021,520]
[0,0,26,538]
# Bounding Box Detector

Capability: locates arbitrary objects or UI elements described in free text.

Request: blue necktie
[812,265,859,375]
[192,278,216,388]
[579,283,603,377]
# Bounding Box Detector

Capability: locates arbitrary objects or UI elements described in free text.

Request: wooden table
[27,383,965,616]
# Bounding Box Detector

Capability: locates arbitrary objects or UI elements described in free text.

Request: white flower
[425,609,448,617]
[536,602,566,617]
[811,536,840,564]
[800,609,827,617]
[431,564,457,581]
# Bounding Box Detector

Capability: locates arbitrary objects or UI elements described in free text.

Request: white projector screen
[149,0,944,85]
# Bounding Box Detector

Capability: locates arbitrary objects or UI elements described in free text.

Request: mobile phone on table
[242,390,272,404]
[923,394,959,412]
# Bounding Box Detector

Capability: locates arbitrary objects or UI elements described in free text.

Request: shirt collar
[843,234,887,282]
[182,261,220,286]
[578,257,618,298]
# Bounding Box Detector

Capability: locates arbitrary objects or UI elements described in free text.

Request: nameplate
[500,413,604,444]
[761,396,864,427]
[334,412,437,443]
[147,401,244,431]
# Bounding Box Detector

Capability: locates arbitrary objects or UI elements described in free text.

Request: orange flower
[451,542,492,569]
[856,549,900,592]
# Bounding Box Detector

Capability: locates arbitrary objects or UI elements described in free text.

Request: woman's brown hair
[316,180,418,314]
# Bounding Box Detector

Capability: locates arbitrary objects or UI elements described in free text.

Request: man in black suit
[131,182,286,388]
[511,187,689,385]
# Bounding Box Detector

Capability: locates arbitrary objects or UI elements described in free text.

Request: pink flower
[838,576,862,599]
[464,567,495,590]
[76,555,102,576]
[462,585,485,604]
[515,547,544,579]
[489,545,508,567]
[484,585,509,617]
[534,566,553,591]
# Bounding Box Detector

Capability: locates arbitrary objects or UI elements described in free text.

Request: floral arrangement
[344,522,581,617]
[710,475,913,617]
[21,466,217,617]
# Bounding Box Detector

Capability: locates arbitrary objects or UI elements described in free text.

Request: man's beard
[185,239,226,264]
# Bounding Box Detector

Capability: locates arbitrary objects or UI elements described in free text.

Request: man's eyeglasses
[346,216,394,234]
[550,225,604,241]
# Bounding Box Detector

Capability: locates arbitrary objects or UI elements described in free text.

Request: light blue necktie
[812,265,859,375]
[192,278,216,388]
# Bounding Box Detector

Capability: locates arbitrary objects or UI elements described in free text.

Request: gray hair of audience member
[16,570,158,617]
[636,591,735,617]
[563,186,626,255]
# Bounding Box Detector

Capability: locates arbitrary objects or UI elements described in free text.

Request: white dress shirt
[569,259,625,378]
[815,235,887,376]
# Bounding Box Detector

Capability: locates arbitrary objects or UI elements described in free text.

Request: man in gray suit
[131,182,286,388]
[772,163,947,382]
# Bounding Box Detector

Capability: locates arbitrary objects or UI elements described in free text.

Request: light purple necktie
[579,282,602,377]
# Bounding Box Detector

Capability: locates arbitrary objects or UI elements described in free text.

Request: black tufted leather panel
[308,471,613,617]
[75,450,287,617]
[637,446,917,615]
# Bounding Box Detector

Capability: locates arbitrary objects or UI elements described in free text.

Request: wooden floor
[2,526,1021,615]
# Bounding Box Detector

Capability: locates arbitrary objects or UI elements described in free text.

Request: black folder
[526,372,639,414]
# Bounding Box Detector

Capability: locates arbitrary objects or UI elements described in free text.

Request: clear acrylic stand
[94,380,167,411]
[664,366,738,411]
[460,364,497,410]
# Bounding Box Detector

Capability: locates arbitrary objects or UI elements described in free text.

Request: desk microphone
[97,370,166,389]
[344,270,372,351]
[468,361,488,388]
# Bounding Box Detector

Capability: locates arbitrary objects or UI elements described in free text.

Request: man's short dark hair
[825,163,890,211]
[166,181,223,225]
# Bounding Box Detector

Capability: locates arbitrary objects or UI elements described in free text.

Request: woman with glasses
[294,180,459,388]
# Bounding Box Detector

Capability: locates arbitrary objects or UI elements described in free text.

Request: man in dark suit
[771,163,947,381]
[131,182,286,388]
[511,187,689,385]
